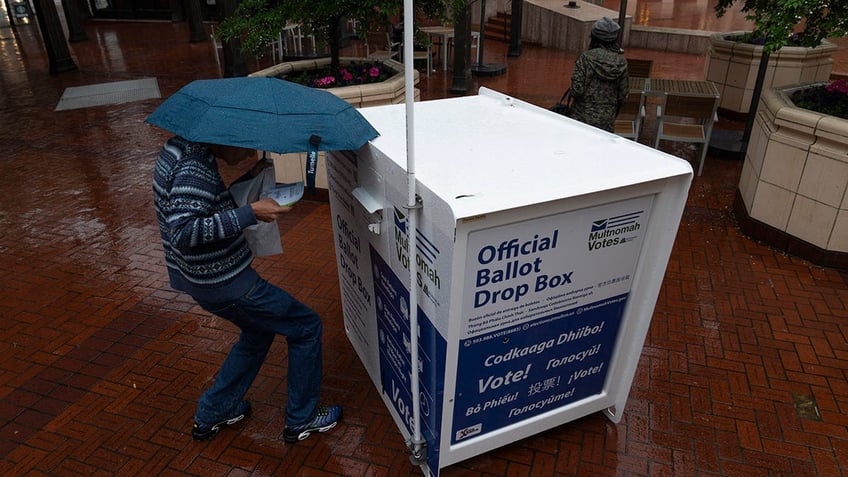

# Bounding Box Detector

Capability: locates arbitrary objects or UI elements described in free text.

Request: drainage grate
[792,392,822,421]
[55,77,160,111]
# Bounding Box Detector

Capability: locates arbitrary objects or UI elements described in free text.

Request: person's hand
[251,197,291,222]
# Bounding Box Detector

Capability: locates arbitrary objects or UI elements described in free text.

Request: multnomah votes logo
[393,206,438,264]
[392,207,442,297]
[587,210,644,251]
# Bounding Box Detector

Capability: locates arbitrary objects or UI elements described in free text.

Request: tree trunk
[220,0,247,77]
[329,18,342,69]
[60,0,88,42]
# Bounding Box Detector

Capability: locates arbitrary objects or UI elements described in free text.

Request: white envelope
[229,164,283,257]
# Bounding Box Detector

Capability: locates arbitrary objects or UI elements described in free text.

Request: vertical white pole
[402,0,424,461]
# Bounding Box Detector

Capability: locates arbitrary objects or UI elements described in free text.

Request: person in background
[152,136,342,443]
[568,17,629,132]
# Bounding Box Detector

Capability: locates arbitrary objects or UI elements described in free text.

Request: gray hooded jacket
[569,47,629,132]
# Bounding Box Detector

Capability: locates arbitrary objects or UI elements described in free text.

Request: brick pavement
[1,15,847,477]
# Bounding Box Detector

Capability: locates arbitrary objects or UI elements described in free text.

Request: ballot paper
[229,166,283,256]
[266,181,304,207]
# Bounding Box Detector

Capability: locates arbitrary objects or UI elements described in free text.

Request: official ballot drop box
[327,88,693,476]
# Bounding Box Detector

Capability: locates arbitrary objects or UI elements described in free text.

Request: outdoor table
[649,78,720,97]
[629,77,649,93]
[420,25,480,71]
[630,78,721,110]
[631,78,719,97]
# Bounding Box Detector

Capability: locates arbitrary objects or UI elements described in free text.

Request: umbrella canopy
[145,77,379,154]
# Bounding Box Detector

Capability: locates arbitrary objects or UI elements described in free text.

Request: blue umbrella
[146,76,379,153]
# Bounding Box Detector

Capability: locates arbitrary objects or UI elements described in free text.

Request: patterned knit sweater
[153,137,260,302]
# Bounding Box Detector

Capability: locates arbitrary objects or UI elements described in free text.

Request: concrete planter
[249,57,418,108]
[736,83,848,268]
[704,32,836,115]
[249,57,419,190]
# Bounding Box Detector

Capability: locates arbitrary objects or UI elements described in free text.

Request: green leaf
[715,0,848,53]
[217,0,469,65]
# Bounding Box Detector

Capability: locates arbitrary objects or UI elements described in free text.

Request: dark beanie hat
[591,17,620,42]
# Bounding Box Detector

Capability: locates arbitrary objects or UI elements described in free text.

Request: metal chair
[614,90,646,141]
[410,44,432,76]
[445,30,480,71]
[281,23,315,58]
[365,31,400,61]
[209,24,223,68]
[654,92,719,176]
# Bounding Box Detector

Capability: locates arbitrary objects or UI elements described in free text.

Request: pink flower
[297,62,388,89]
[314,76,336,87]
[826,79,848,95]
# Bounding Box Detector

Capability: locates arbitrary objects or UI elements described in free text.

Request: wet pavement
[1,5,848,477]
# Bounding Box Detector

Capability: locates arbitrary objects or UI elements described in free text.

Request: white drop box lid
[358,87,693,218]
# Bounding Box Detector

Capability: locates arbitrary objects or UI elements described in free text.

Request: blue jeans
[194,277,322,428]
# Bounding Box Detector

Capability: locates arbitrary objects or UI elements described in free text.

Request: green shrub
[790,80,848,120]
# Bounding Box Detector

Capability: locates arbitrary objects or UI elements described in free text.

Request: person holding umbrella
[152,137,342,442]
[147,77,379,443]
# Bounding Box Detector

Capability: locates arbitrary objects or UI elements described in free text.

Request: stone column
[450,4,472,94]
[60,0,89,42]
[32,0,78,73]
[185,0,206,43]
[508,0,522,57]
